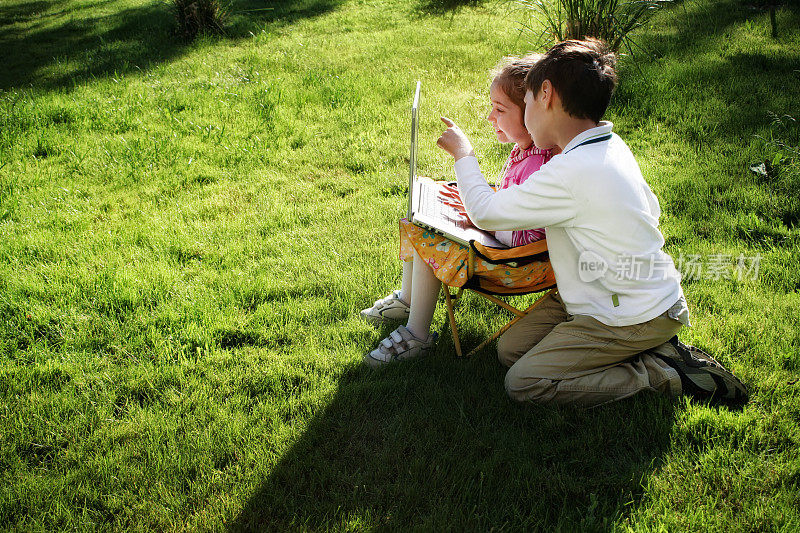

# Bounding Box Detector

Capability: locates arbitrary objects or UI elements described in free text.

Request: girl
[361,54,554,367]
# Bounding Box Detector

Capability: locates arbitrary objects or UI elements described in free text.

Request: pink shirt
[498,144,552,246]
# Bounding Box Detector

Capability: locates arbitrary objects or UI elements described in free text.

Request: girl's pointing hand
[437,117,475,161]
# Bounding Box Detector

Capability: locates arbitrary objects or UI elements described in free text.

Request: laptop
[406,81,506,249]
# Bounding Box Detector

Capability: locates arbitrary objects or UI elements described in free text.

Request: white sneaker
[359,290,411,324]
[364,325,438,368]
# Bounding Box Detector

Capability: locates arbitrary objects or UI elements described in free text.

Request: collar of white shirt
[562,121,614,154]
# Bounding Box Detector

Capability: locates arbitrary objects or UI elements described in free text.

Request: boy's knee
[497,334,527,368]
[496,337,516,368]
[503,364,553,403]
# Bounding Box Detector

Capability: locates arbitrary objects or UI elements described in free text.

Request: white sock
[398,260,413,304]
[405,250,441,339]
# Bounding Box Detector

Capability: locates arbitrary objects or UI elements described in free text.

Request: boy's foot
[652,337,749,406]
[364,325,437,368]
[360,290,411,324]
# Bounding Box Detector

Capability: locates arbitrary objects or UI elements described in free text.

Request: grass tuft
[172,0,228,41]
[518,0,669,54]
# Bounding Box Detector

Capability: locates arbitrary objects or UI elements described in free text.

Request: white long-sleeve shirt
[454,122,684,327]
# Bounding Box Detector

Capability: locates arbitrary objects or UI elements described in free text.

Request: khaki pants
[497,291,684,407]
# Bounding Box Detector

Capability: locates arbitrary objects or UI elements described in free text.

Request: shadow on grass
[229,355,677,530]
[227,0,344,35]
[1,0,179,91]
[611,0,800,246]
[413,0,484,15]
[616,0,800,144]
[0,0,344,91]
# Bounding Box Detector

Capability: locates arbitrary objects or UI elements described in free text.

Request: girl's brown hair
[491,53,543,109]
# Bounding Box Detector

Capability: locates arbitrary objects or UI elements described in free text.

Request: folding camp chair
[442,238,557,358]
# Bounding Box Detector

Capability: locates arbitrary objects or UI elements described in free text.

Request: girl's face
[487,81,533,148]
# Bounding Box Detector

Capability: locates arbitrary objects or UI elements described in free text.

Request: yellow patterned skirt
[399,219,552,290]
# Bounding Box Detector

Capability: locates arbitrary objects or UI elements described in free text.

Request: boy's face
[524,87,557,150]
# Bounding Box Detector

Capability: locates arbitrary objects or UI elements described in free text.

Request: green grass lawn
[1,0,800,530]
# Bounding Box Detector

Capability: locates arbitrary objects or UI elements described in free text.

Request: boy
[436,39,748,407]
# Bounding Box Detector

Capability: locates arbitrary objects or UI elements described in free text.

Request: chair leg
[465,308,530,358]
[478,292,526,317]
[465,289,555,358]
[443,288,463,358]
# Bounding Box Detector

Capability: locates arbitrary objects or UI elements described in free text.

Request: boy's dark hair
[524,38,617,123]
[491,53,543,110]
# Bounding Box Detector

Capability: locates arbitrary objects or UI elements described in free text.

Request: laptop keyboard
[418,181,440,218]
[417,181,471,228]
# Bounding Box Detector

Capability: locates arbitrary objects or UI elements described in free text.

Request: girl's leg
[363,249,442,368]
[405,249,441,339]
[398,260,413,304]
[359,260,413,322]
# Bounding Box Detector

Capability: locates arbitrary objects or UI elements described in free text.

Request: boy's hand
[437,117,475,161]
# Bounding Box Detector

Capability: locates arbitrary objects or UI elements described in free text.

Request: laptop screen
[407,81,421,220]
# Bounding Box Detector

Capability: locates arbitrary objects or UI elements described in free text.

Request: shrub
[518,0,669,54]
[172,0,228,41]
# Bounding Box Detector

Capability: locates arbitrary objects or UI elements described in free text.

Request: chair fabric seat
[467,240,555,296]
[443,238,557,357]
